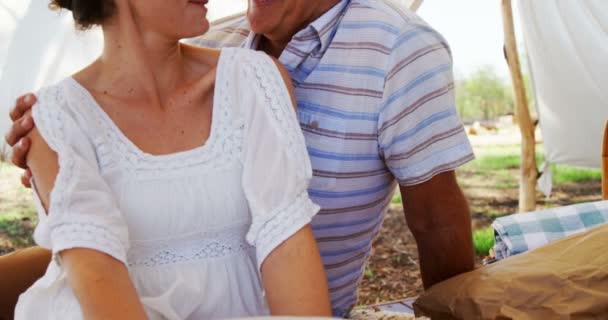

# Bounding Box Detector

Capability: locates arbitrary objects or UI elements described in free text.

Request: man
[4,0,475,316]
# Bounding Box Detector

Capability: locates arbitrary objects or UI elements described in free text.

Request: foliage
[0,209,36,250]
[455,66,514,122]
[473,227,495,255]
[391,190,402,204]
[454,62,537,123]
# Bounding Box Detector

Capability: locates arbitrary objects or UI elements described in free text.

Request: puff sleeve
[30,85,129,265]
[238,51,320,270]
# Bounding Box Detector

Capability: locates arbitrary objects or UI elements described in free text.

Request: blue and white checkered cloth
[492,200,608,260]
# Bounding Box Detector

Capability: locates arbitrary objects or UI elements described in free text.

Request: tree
[455,66,514,122]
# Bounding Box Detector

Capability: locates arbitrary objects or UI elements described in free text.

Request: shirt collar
[244,0,350,55]
[291,0,350,54]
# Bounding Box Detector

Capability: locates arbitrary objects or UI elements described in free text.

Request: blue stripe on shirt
[380,108,456,150]
[319,240,372,257]
[315,64,387,78]
[298,101,379,121]
[307,148,382,161]
[340,21,400,35]
[313,214,382,230]
[381,63,452,112]
[309,182,392,198]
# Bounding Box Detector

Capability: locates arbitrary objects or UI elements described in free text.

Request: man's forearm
[400,171,475,289]
[413,215,474,288]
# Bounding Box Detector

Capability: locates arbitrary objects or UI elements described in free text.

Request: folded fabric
[492,200,608,260]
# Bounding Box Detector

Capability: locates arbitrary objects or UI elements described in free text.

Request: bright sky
[417,0,524,80]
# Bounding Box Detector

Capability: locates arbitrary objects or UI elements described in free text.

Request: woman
[14,0,331,319]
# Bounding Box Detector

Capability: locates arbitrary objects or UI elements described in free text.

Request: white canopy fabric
[516,0,608,195]
[0,1,102,144]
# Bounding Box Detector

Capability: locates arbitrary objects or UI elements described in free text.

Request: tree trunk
[501,0,537,212]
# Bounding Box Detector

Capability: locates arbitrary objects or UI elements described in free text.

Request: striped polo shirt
[190,0,474,316]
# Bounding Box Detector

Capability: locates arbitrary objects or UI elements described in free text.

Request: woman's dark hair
[49,0,115,29]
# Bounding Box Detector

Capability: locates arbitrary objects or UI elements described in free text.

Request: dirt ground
[356,120,603,305]
[359,124,601,305]
[356,170,602,306]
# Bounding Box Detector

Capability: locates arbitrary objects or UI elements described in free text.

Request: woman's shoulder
[35,77,94,120]
[33,78,78,125]
[35,79,70,108]
[219,48,292,97]
[33,77,98,146]
[222,47,282,73]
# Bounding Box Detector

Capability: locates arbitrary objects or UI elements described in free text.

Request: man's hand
[4,94,37,188]
[400,170,475,289]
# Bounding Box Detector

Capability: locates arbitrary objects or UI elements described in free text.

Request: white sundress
[14,47,320,320]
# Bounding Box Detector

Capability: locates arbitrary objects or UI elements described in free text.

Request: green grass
[473,227,495,255]
[494,170,518,189]
[551,164,602,184]
[0,209,36,248]
[466,153,522,170]
[391,190,402,204]
[463,145,601,185]
[463,145,545,171]
[0,162,38,249]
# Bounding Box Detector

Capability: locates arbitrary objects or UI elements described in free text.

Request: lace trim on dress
[239,50,311,178]
[127,225,252,267]
[33,87,130,264]
[61,48,244,175]
[32,87,72,216]
[50,222,128,264]
[249,192,320,269]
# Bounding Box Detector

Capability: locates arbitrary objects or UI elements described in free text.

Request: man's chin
[250,0,275,8]
[247,13,276,35]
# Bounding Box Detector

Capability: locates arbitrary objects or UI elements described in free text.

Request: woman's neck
[89,7,187,109]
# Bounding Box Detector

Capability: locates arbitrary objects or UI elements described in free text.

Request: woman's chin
[177,21,210,39]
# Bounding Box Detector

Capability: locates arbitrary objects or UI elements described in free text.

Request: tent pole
[501,0,537,212]
[602,120,608,200]
[409,0,424,12]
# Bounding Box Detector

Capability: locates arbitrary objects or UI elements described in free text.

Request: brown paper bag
[414,224,608,319]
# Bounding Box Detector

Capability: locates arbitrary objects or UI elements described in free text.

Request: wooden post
[501,0,537,212]
[409,0,424,12]
[602,120,608,199]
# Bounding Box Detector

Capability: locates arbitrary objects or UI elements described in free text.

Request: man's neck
[257,36,288,58]
[258,0,342,58]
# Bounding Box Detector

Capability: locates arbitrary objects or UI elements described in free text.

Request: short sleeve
[377,23,474,186]
[30,84,129,265]
[238,51,320,270]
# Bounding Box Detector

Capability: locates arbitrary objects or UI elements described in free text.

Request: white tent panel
[518,0,608,169]
[0,1,102,145]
